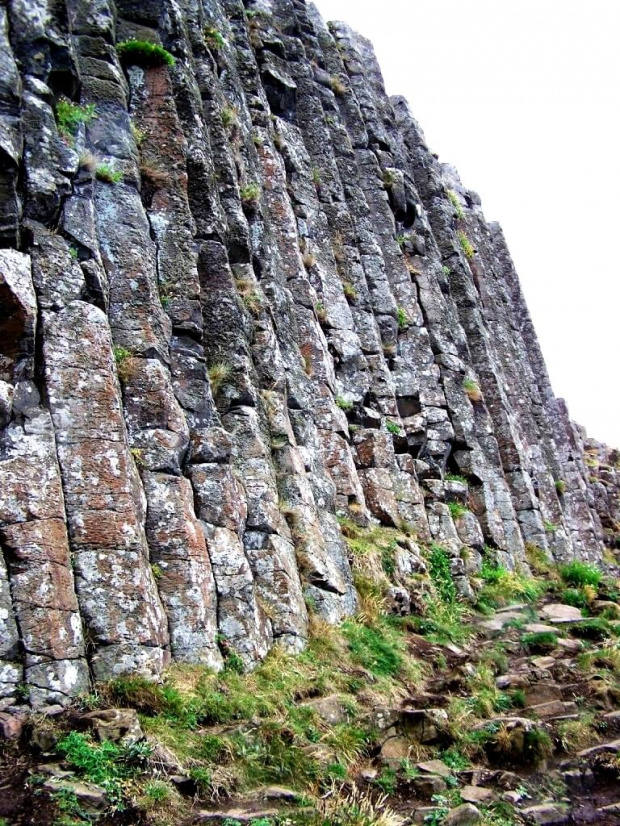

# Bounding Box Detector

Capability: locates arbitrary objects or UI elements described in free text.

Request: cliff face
[0,0,617,709]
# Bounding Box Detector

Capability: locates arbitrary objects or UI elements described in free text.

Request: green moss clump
[117,39,175,68]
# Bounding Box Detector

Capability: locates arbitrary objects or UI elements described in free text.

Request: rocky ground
[1,530,619,826]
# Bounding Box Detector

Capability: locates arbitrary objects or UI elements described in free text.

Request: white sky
[313,0,620,448]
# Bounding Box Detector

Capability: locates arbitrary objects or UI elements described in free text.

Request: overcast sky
[313,0,620,449]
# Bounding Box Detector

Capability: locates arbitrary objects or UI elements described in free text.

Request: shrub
[463,377,482,402]
[521,631,558,653]
[560,561,602,588]
[55,99,97,139]
[240,182,260,209]
[116,40,175,68]
[95,163,123,184]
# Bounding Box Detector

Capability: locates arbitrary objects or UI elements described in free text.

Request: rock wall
[0,0,616,707]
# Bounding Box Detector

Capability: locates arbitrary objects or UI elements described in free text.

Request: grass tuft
[117,39,175,67]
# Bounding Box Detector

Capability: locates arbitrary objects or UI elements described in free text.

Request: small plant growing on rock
[68,245,78,260]
[208,362,232,394]
[330,75,347,96]
[240,182,260,209]
[342,281,357,303]
[447,188,464,219]
[312,167,322,185]
[300,343,314,376]
[385,420,401,436]
[55,99,97,140]
[396,306,408,331]
[448,501,468,519]
[463,377,482,402]
[315,301,327,324]
[204,26,225,50]
[113,346,131,381]
[95,163,123,184]
[221,105,238,130]
[130,121,146,147]
[336,396,353,412]
[458,230,475,260]
[382,169,396,188]
[78,150,97,170]
[555,479,566,495]
[303,251,316,269]
[116,40,175,68]
[544,520,557,533]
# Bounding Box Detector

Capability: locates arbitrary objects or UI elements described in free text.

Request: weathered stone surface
[0,0,614,705]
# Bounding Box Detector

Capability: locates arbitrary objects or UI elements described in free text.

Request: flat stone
[196,810,279,823]
[526,700,570,718]
[417,759,452,778]
[302,694,349,725]
[524,623,559,635]
[541,604,583,623]
[460,785,494,804]
[531,656,557,669]
[556,638,582,653]
[380,736,411,765]
[42,777,107,812]
[80,708,144,745]
[0,711,23,740]
[258,786,300,801]
[578,739,620,758]
[522,803,569,824]
[444,803,482,825]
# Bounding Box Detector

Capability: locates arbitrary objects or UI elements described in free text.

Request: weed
[440,747,469,770]
[429,545,456,604]
[385,420,401,436]
[303,252,316,269]
[116,40,175,67]
[252,132,264,147]
[204,26,225,50]
[463,377,482,402]
[555,479,566,495]
[441,265,451,276]
[68,245,78,260]
[561,587,588,608]
[95,163,123,184]
[568,618,614,641]
[556,714,598,752]
[544,520,557,533]
[343,281,357,302]
[447,188,464,219]
[55,99,97,139]
[312,168,322,185]
[560,561,602,588]
[396,306,408,330]
[208,362,232,394]
[476,561,543,610]
[151,563,163,581]
[458,231,474,260]
[445,473,467,484]
[235,277,263,316]
[341,621,403,678]
[315,301,327,323]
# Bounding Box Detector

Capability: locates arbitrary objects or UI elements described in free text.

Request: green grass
[448,501,468,519]
[55,99,97,139]
[385,420,401,436]
[568,618,615,641]
[116,40,175,67]
[343,281,357,302]
[476,561,543,611]
[463,377,482,402]
[95,164,123,184]
[56,731,151,808]
[445,473,467,484]
[208,361,232,394]
[521,631,558,653]
[560,561,602,588]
